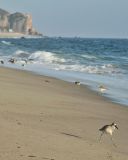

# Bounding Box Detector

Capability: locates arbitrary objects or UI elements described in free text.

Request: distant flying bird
[99,122,118,147]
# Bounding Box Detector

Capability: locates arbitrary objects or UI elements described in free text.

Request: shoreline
[0,66,128,159]
[1,64,127,108]
[0,37,127,107]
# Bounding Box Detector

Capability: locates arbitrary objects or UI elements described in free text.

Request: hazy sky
[1,0,128,38]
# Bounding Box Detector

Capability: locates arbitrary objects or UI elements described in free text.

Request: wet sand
[0,67,128,160]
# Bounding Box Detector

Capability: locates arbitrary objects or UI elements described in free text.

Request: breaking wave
[81,54,97,59]
[0,49,122,75]
[54,63,121,75]
[28,51,66,64]
[14,50,30,58]
[1,40,12,45]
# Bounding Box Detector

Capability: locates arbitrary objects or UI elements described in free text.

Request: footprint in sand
[45,80,50,83]
[17,146,21,149]
[28,155,36,158]
[16,120,22,125]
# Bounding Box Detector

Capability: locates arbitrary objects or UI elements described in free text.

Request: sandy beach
[0,67,128,160]
[0,32,25,38]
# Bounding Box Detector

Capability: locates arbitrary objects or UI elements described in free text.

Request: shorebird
[0,60,4,64]
[8,58,15,64]
[74,81,81,85]
[98,85,107,94]
[99,122,118,147]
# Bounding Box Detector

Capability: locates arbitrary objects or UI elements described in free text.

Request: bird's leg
[99,132,104,141]
[110,136,117,147]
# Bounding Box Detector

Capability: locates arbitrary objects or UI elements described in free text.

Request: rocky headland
[0,8,42,37]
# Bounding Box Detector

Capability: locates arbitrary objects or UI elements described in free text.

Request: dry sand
[0,67,128,160]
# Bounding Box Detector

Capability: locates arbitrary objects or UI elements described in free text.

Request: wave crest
[28,51,66,63]
[1,41,12,45]
[54,63,121,74]
[14,50,30,58]
[81,54,97,59]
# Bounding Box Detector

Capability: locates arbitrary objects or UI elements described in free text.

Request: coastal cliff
[0,8,42,36]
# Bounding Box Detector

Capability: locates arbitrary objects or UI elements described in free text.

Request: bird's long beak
[115,125,118,129]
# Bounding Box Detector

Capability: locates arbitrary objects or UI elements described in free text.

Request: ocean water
[0,37,128,106]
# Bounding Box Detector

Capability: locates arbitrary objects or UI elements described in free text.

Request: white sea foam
[15,60,27,65]
[81,54,97,59]
[54,63,121,75]
[28,51,66,64]
[1,40,12,45]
